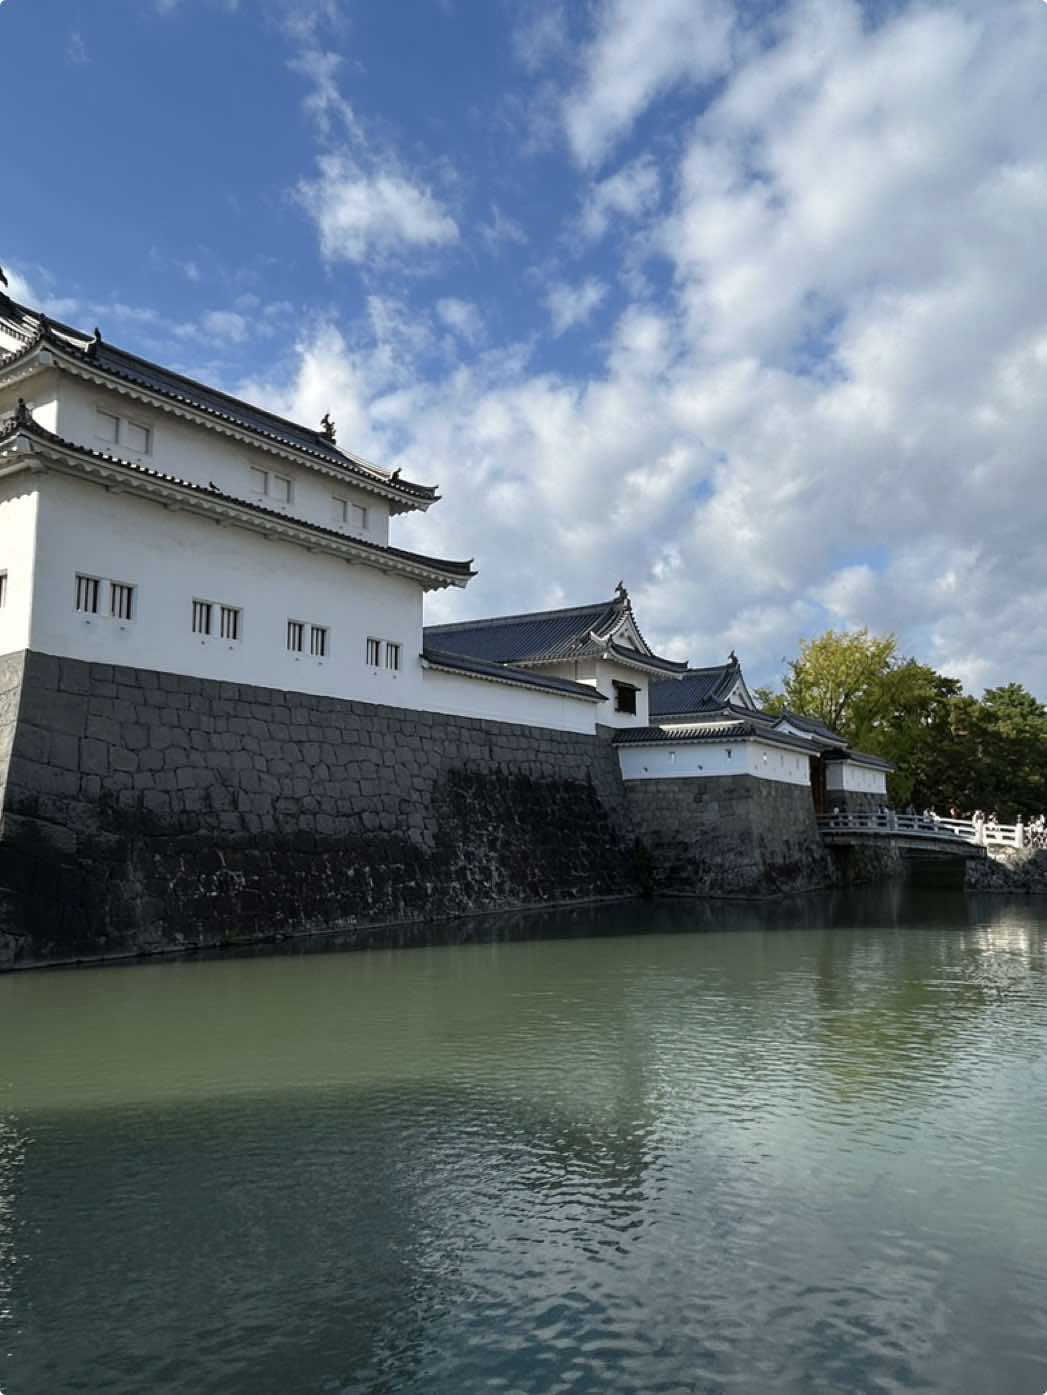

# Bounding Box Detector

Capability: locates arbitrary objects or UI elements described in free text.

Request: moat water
[2,888,1047,1395]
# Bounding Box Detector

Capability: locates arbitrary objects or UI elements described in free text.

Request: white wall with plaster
[0,478,38,657]
[55,376,394,545]
[28,470,426,704]
[618,739,812,786]
[826,761,888,796]
[420,667,599,734]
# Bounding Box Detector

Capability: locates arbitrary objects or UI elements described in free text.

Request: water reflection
[1,893,1046,1394]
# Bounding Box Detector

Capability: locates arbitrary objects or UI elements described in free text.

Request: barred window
[192,599,213,636]
[332,495,348,524]
[220,605,241,641]
[385,642,401,672]
[350,504,368,530]
[287,620,305,653]
[309,625,328,658]
[75,574,101,614]
[110,582,135,621]
[0,572,7,608]
[366,637,381,666]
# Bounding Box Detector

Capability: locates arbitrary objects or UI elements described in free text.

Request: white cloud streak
[544,278,608,336]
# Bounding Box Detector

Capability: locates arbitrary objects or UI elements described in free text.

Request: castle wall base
[0,651,637,969]
[624,774,834,899]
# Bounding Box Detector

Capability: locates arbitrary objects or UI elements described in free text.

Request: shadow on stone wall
[0,652,638,969]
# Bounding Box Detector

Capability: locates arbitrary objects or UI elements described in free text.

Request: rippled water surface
[3,887,1047,1394]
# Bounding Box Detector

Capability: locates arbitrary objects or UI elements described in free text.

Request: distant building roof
[0,297,437,508]
[776,710,846,744]
[421,648,608,702]
[613,720,817,754]
[649,659,747,718]
[424,589,688,676]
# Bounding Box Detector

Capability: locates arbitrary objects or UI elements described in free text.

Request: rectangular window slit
[192,599,213,636]
[75,574,101,614]
[220,606,240,641]
[287,620,305,653]
[110,582,135,621]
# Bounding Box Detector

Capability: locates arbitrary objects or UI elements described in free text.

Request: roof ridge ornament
[614,579,628,603]
[729,649,738,663]
[0,265,8,293]
[14,398,31,428]
[320,412,336,443]
[87,326,103,359]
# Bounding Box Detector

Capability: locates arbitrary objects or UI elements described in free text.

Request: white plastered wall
[24,468,608,734]
[826,761,888,795]
[55,376,393,545]
[618,739,812,786]
[540,656,652,728]
[0,477,39,656]
[419,667,599,734]
[29,470,425,704]
[0,369,60,434]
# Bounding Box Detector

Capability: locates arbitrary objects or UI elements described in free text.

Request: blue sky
[5,0,1047,696]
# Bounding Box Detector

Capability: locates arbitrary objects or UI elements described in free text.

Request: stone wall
[624,774,833,898]
[0,650,23,815]
[0,651,637,969]
[965,845,1047,893]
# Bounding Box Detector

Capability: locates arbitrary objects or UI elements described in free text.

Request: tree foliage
[759,630,1047,817]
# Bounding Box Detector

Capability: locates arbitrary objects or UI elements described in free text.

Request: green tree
[755,628,1047,813]
[758,628,899,741]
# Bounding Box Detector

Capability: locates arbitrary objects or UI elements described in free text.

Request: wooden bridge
[816,810,998,859]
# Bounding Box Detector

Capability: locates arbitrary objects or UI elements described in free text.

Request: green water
[2,888,1047,1395]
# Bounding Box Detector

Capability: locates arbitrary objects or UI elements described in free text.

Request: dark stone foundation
[0,651,637,969]
[624,774,834,898]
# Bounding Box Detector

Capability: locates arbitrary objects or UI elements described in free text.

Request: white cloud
[1,264,40,306]
[545,278,607,336]
[290,47,360,140]
[200,310,249,343]
[289,35,459,268]
[66,31,89,65]
[579,155,661,241]
[436,298,484,345]
[564,0,733,166]
[251,0,1047,699]
[513,2,568,72]
[478,203,528,255]
[296,153,459,265]
[40,0,1046,700]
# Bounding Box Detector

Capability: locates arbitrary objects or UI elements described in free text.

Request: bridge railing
[818,810,1047,850]
[817,810,967,842]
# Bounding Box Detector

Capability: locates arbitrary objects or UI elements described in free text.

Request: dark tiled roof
[0,300,437,502]
[422,648,608,701]
[822,747,895,771]
[425,599,622,663]
[424,597,687,672]
[614,722,817,754]
[649,662,740,717]
[604,639,689,675]
[777,710,846,743]
[0,410,474,584]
